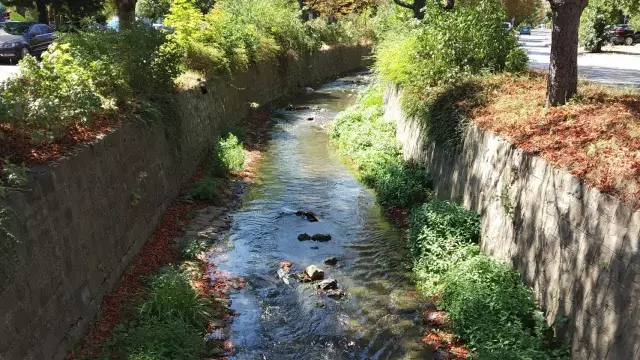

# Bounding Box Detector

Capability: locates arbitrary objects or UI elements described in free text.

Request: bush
[377,162,432,207]
[439,256,564,359]
[407,200,480,293]
[330,84,434,208]
[166,0,318,76]
[376,0,525,87]
[0,25,182,140]
[187,176,219,202]
[139,267,212,328]
[218,133,245,172]
[580,5,617,53]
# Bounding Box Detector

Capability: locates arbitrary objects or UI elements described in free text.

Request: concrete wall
[385,85,640,359]
[0,45,371,360]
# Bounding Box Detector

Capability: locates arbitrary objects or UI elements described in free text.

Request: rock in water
[295,211,318,222]
[311,234,331,242]
[298,233,312,241]
[305,265,325,281]
[326,289,346,299]
[323,257,338,266]
[317,278,338,291]
[310,246,319,250]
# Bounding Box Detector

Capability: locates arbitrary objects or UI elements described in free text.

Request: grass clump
[101,267,214,359]
[139,267,212,328]
[187,177,219,202]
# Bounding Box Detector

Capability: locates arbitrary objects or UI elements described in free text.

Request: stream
[209,73,431,360]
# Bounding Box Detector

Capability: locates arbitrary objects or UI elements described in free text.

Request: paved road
[521,29,640,89]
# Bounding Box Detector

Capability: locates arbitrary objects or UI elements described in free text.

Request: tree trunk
[546,0,587,106]
[414,0,426,19]
[35,0,47,24]
[114,0,137,27]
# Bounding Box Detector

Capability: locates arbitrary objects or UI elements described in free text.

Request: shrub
[0,49,104,141]
[139,267,212,328]
[376,0,524,87]
[187,176,219,202]
[439,256,564,359]
[166,0,317,76]
[377,162,432,207]
[407,200,480,293]
[579,4,618,53]
[218,133,246,172]
[0,25,182,140]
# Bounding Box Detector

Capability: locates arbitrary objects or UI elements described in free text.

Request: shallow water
[210,73,430,360]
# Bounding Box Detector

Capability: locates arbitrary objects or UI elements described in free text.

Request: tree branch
[393,0,414,9]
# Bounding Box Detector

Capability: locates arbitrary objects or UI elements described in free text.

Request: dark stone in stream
[310,246,320,250]
[298,233,312,241]
[317,278,338,291]
[307,117,314,121]
[323,257,338,266]
[296,211,318,222]
[311,234,332,242]
[326,289,346,299]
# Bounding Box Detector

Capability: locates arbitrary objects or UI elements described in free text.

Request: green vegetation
[187,133,247,202]
[330,85,431,208]
[0,24,181,141]
[100,267,214,360]
[376,0,527,89]
[332,77,567,359]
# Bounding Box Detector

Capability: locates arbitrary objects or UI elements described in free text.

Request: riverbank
[68,108,272,359]
[330,83,569,359]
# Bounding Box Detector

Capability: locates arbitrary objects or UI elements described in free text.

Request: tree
[135,0,170,21]
[114,0,136,26]
[3,0,104,23]
[305,0,379,17]
[546,0,588,106]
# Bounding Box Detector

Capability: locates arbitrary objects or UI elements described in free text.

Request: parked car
[152,24,174,33]
[609,24,640,45]
[0,21,55,61]
[519,26,531,35]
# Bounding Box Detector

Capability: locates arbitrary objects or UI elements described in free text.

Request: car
[519,26,531,35]
[152,24,174,33]
[609,24,640,45]
[0,21,55,61]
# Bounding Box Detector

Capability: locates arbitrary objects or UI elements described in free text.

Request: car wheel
[19,47,29,59]
[625,36,634,45]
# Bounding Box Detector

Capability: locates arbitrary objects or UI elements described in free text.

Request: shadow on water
[208,73,432,360]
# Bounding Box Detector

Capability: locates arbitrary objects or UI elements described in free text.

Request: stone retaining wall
[0,45,371,360]
[385,84,640,359]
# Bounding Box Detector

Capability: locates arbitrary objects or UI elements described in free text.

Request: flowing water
[210,73,431,360]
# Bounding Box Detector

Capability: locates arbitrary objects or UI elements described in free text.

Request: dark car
[519,26,531,35]
[0,21,55,61]
[609,24,640,45]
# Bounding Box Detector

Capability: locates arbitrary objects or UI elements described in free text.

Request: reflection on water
[209,73,431,360]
